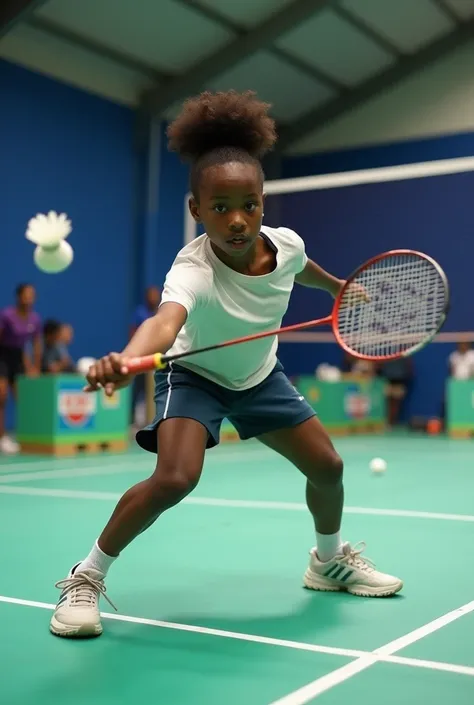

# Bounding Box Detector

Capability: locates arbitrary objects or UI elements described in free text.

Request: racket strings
[338,254,447,358]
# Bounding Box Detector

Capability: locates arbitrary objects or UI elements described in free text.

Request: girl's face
[189,161,264,259]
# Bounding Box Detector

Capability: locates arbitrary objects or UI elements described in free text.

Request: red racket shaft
[127,314,333,373]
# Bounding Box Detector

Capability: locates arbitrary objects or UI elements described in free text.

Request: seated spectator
[59,323,73,346]
[449,341,474,380]
[58,323,75,371]
[379,358,413,427]
[41,320,75,374]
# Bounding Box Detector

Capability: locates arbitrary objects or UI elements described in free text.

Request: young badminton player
[50,90,403,638]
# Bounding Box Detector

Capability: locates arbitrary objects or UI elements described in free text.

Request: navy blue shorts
[136,361,316,453]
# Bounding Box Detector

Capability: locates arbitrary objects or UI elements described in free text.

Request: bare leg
[257,418,403,597]
[98,418,208,556]
[258,416,343,536]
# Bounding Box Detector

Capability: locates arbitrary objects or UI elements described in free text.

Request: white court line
[0,463,144,484]
[0,447,268,474]
[1,484,474,524]
[268,600,474,704]
[0,455,140,474]
[0,595,473,680]
[0,449,270,485]
[186,498,474,523]
[0,486,121,500]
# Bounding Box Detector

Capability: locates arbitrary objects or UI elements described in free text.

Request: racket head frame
[331,249,450,361]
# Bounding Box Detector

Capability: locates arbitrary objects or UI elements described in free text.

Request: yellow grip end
[153,353,167,370]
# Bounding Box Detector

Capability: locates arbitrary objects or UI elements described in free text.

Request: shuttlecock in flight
[26,211,74,273]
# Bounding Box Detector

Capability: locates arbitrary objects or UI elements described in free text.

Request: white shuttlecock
[26,211,74,273]
[369,457,387,474]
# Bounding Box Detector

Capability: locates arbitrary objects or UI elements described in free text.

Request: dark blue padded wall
[274,170,474,417]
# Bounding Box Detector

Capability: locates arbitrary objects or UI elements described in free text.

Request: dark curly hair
[167,90,277,197]
[15,283,33,298]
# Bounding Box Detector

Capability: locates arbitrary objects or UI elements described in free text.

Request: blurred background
[2,0,474,447]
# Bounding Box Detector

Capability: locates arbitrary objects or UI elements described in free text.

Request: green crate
[17,374,130,454]
[294,376,386,434]
[446,379,474,438]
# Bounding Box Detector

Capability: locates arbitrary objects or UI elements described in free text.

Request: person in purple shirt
[0,283,42,454]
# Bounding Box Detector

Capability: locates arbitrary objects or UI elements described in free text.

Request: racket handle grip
[127,353,167,373]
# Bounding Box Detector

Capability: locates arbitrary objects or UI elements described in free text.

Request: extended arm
[295,259,344,298]
[85,302,187,394]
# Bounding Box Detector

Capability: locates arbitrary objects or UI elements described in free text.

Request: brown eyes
[212,202,258,214]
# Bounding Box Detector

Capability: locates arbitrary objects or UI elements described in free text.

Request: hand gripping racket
[127,249,449,373]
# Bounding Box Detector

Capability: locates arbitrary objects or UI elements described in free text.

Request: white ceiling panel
[0,24,150,105]
[277,8,395,86]
[36,0,234,72]
[194,0,295,28]
[341,0,454,53]
[444,0,474,18]
[286,40,474,154]
[208,51,335,121]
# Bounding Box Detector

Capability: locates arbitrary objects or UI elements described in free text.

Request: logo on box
[344,386,371,419]
[58,383,97,429]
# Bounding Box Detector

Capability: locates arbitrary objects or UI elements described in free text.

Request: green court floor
[0,433,473,704]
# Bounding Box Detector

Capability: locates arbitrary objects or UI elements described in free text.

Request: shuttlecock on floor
[370,457,387,474]
[26,211,74,273]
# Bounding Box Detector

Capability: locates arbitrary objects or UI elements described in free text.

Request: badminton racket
[127,249,449,373]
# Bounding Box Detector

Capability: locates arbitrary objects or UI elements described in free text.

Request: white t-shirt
[449,349,474,380]
[160,225,307,390]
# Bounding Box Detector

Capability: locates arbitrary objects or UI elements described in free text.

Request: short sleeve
[160,262,210,316]
[277,227,308,274]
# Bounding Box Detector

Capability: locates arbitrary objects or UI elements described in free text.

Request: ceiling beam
[333,4,401,57]
[144,0,332,116]
[430,0,462,25]
[27,16,170,81]
[278,18,474,150]
[174,0,346,92]
[0,0,47,38]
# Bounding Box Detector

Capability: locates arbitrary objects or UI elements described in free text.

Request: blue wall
[0,60,139,428]
[0,60,192,428]
[0,59,190,350]
[155,125,189,284]
[1,60,136,357]
[277,133,474,418]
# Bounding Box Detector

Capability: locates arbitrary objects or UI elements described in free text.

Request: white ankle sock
[75,541,117,577]
[316,531,342,562]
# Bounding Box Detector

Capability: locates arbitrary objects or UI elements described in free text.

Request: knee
[148,462,200,508]
[308,449,344,487]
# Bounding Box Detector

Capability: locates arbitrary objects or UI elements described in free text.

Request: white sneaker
[303,541,403,597]
[0,435,19,454]
[50,564,116,638]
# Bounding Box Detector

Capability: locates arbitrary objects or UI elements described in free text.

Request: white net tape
[337,253,447,358]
